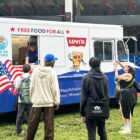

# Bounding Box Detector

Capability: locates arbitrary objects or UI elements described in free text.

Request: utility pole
[65,0,73,22]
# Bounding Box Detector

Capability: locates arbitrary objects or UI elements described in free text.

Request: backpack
[19,75,31,104]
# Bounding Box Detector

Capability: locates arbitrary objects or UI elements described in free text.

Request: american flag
[0,60,23,95]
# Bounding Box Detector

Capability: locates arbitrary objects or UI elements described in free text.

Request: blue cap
[44,54,58,63]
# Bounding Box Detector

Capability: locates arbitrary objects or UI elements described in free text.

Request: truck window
[12,36,38,65]
[94,41,113,61]
[117,41,127,62]
[104,42,112,60]
[94,41,103,61]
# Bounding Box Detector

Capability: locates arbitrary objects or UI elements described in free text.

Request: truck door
[117,40,128,62]
[92,39,115,98]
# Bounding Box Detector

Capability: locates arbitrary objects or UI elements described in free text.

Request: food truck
[0,17,139,113]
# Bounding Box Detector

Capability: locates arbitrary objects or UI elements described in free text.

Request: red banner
[67,37,87,47]
[129,0,132,12]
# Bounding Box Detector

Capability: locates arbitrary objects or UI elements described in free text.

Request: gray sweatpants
[16,103,32,134]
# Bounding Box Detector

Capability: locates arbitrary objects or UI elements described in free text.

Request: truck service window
[94,41,112,61]
[117,41,127,62]
[12,36,38,65]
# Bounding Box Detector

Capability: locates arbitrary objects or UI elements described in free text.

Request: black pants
[121,90,137,119]
[16,103,32,134]
[86,119,107,140]
[25,107,54,140]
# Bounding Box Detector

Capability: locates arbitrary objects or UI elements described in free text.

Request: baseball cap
[44,54,58,63]
[29,41,36,47]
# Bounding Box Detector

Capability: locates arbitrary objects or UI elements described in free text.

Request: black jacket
[80,67,109,117]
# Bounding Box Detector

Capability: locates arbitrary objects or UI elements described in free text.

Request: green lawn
[0,98,140,140]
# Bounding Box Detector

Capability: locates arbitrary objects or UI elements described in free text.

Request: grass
[0,98,140,140]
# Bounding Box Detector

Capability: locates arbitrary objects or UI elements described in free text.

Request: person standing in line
[80,57,109,140]
[15,64,32,136]
[25,54,60,140]
[25,41,38,64]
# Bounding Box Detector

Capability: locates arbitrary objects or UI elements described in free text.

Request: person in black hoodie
[80,57,109,140]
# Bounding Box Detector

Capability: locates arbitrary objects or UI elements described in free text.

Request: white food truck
[0,17,139,113]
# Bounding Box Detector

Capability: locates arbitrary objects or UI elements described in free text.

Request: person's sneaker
[120,126,125,130]
[16,131,25,136]
[119,129,131,134]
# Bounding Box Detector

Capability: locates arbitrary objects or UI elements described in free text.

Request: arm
[51,71,60,110]
[25,51,29,64]
[30,72,35,101]
[115,64,132,81]
[80,77,87,117]
[115,60,125,69]
[105,78,109,100]
[14,77,21,92]
[133,81,140,92]
[25,57,29,64]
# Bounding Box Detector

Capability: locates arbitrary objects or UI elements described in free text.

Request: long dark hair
[127,66,136,79]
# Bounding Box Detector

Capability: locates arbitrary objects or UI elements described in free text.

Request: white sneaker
[120,126,125,130]
[119,129,131,134]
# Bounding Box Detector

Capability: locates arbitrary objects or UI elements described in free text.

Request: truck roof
[0,17,122,29]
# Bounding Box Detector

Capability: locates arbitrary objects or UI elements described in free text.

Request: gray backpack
[19,75,31,104]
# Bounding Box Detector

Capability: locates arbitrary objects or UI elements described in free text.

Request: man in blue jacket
[80,57,109,140]
[25,41,38,64]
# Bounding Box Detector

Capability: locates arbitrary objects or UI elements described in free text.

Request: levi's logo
[67,37,87,47]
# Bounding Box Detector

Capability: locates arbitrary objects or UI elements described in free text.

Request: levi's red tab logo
[67,37,87,47]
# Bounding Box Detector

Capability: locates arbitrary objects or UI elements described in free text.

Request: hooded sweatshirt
[30,66,60,107]
[80,67,109,117]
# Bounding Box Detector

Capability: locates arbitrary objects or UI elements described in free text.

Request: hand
[54,105,59,111]
[115,60,119,64]
[81,117,86,123]
[15,88,18,92]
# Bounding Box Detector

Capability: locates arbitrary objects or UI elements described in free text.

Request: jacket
[80,67,109,117]
[30,66,60,107]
